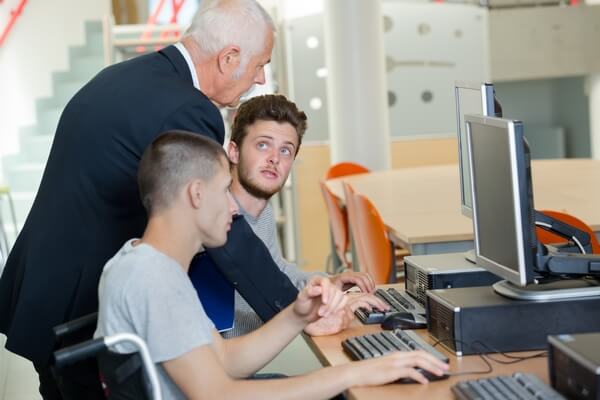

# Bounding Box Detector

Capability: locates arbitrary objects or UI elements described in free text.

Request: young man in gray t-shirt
[95,131,448,399]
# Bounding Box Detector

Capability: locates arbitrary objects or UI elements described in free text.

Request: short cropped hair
[138,131,227,215]
[230,94,307,155]
[185,0,275,72]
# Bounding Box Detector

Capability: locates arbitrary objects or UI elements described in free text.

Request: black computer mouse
[381,312,427,330]
[397,368,450,384]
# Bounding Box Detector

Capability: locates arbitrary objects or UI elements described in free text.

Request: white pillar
[589,74,600,160]
[323,0,391,171]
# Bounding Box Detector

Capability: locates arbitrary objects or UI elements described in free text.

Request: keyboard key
[387,287,416,310]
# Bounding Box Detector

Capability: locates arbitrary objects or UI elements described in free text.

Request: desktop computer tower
[549,332,600,400]
[427,285,600,356]
[404,252,501,306]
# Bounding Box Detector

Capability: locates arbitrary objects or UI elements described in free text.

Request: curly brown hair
[230,94,307,155]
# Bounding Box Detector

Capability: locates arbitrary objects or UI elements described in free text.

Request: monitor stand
[493,277,600,301]
[463,249,477,264]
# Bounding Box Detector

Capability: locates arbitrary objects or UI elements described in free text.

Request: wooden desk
[306,287,549,399]
[325,159,600,255]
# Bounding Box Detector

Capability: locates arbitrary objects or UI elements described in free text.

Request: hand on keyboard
[331,270,376,293]
[347,292,390,313]
[346,350,449,387]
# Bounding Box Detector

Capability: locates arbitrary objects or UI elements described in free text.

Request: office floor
[0,335,41,400]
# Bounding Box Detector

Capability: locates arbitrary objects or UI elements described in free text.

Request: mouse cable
[469,340,548,364]
[430,338,493,376]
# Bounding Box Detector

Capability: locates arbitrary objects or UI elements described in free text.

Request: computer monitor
[466,114,600,300]
[454,82,497,219]
[465,114,536,287]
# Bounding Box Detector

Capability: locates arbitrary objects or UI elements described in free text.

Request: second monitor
[465,114,600,300]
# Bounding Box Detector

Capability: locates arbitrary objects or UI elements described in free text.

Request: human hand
[330,270,376,293]
[293,276,347,324]
[346,292,390,313]
[349,350,449,386]
[303,306,354,336]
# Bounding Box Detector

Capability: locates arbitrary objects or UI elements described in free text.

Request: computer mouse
[381,312,427,330]
[397,368,450,384]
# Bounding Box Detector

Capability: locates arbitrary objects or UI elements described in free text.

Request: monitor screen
[454,82,496,219]
[466,114,536,286]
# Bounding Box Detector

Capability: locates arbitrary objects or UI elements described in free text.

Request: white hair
[186,0,275,74]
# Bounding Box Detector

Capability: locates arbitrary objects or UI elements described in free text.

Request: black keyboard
[354,287,426,324]
[342,329,449,383]
[452,373,566,400]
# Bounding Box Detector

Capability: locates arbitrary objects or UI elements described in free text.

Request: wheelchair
[52,312,162,400]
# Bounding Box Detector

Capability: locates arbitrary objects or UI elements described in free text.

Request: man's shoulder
[101,243,180,292]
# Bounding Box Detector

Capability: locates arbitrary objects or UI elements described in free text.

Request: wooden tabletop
[325,159,600,248]
[305,286,549,399]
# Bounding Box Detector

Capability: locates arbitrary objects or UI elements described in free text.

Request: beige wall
[295,136,458,272]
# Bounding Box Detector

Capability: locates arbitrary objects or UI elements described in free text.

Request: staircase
[1,20,105,242]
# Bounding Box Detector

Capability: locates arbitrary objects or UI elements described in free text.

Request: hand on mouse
[341,350,449,386]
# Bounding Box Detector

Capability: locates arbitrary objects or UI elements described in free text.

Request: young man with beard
[225,94,388,337]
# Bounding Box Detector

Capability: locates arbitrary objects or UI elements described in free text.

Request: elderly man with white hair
[0,1,322,399]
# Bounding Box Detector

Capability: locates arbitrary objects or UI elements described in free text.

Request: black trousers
[34,359,104,400]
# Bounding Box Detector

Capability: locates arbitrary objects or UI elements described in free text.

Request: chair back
[353,193,394,284]
[342,182,367,271]
[324,162,370,180]
[319,181,351,267]
[536,210,600,254]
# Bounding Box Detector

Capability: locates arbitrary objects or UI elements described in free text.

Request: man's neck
[231,180,269,219]
[181,37,218,105]
[138,212,202,272]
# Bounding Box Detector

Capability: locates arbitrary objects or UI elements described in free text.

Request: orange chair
[324,162,370,180]
[536,210,600,254]
[353,193,396,284]
[342,182,368,272]
[320,162,370,272]
[319,181,352,268]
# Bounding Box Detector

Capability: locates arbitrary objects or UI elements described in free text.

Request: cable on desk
[470,340,548,364]
[430,338,493,376]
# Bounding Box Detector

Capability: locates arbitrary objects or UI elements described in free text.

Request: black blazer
[0,46,296,364]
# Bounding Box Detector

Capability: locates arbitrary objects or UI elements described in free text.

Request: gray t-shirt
[95,239,215,400]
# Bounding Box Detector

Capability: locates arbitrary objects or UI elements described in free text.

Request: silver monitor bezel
[455,81,495,219]
[465,114,530,287]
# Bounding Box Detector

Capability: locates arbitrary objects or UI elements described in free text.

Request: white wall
[0,0,110,180]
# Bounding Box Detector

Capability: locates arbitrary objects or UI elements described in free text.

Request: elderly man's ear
[217,45,241,75]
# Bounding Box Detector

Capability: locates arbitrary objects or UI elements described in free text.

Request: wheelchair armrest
[53,337,106,369]
[53,312,98,341]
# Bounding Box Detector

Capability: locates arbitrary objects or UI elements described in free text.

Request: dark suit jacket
[0,46,297,364]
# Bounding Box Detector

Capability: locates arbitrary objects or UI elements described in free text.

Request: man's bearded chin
[237,168,282,200]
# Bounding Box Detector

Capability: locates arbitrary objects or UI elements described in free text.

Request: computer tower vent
[428,298,456,353]
[415,270,430,305]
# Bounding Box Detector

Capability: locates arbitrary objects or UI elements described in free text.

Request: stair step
[37,108,63,135]
[5,163,45,193]
[35,97,68,114]
[3,191,36,228]
[53,81,86,107]
[84,20,104,34]
[18,133,54,164]
[69,55,104,80]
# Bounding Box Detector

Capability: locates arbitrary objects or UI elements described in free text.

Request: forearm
[222,305,305,377]
[219,364,356,400]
